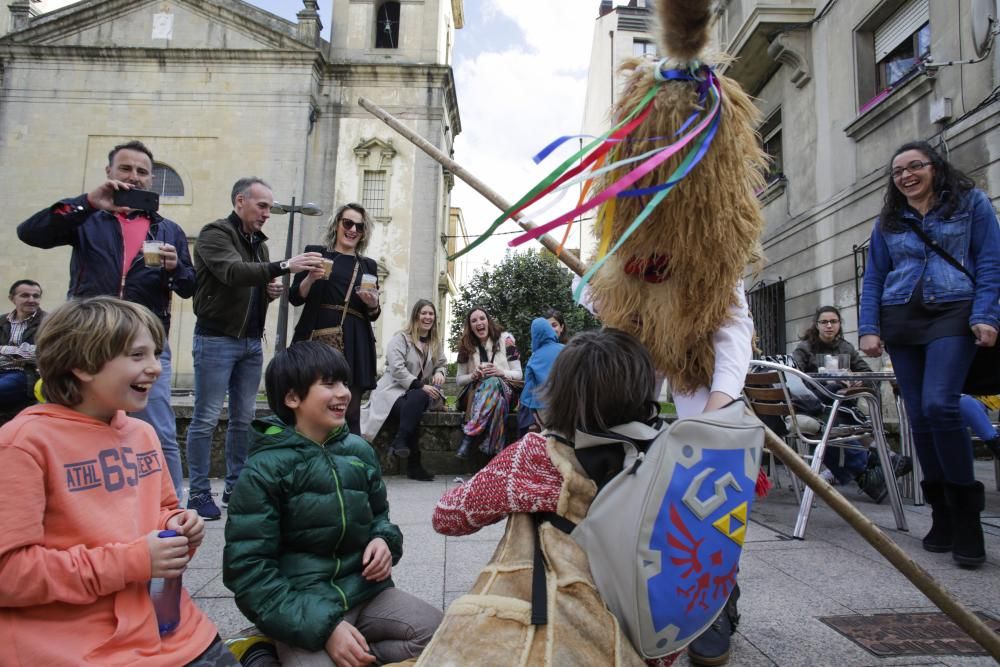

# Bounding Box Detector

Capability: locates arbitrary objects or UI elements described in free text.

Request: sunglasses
[339,218,365,232]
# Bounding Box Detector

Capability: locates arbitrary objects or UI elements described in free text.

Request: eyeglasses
[890,161,932,179]
[818,319,840,326]
[339,218,365,232]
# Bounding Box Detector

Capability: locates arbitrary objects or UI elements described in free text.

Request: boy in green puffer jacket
[223,342,442,666]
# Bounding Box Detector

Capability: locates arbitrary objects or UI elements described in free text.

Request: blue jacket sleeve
[17,195,92,249]
[163,220,196,298]
[967,190,1000,330]
[859,224,890,337]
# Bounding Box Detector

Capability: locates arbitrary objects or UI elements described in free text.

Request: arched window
[375,1,400,49]
[151,163,184,197]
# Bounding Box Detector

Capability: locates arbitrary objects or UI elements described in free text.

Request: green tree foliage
[448,249,601,355]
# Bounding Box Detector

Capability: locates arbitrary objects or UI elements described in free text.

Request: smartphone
[113,188,160,212]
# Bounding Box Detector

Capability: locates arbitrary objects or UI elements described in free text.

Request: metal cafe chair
[744,360,908,539]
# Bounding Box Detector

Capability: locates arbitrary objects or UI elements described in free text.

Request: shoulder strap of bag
[530,512,578,626]
[902,218,974,282]
[340,260,360,327]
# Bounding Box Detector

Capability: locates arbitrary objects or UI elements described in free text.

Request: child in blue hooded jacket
[517,317,566,436]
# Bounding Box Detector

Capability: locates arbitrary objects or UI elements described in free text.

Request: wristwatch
[279,260,291,273]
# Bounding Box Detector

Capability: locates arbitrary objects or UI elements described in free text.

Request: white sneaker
[820,469,836,485]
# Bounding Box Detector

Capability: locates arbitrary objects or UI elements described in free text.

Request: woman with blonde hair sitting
[363,299,446,481]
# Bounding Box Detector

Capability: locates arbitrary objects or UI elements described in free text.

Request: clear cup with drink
[320,258,334,279]
[357,273,378,298]
[142,240,164,268]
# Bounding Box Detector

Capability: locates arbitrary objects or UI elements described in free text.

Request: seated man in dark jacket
[0,280,45,411]
[223,342,441,666]
[16,140,194,503]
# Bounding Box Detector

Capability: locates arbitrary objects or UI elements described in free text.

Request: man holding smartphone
[16,140,194,503]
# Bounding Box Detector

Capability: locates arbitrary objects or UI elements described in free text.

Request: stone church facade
[0,0,463,385]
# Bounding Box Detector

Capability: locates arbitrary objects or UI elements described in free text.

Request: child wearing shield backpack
[391,328,763,667]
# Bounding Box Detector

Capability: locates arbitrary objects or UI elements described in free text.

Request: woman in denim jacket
[860,141,1000,569]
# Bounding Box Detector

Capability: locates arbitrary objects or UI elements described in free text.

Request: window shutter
[874,0,929,61]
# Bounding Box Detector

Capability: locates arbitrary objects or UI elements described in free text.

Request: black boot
[407,450,435,482]
[455,435,474,459]
[920,480,952,553]
[687,584,740,666]
[944,481,986,568]
[388,433,410,458]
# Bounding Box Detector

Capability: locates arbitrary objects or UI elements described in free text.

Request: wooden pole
[357,96,587,277]
[762,428,1000,659]
[361,94,999,657]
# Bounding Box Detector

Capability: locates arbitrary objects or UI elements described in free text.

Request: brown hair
[325,203,372,256]
[36,297,164,407]
[404,298,440,352]
[456,306,503,364]
[541,328,657,436]
[800,305,843,347]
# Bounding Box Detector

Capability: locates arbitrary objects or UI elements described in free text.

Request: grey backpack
[532,400,765,659]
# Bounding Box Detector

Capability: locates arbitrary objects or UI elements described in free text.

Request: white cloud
[451,0,598,272]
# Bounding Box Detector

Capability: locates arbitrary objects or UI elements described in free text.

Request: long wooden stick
[762,428,1000,659]
[358,96,587,277]
[360,96,1000,657]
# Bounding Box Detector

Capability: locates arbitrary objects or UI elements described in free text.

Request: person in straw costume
[387,0,767,664]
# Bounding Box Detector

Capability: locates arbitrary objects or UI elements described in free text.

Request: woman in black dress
[290,203,381,434]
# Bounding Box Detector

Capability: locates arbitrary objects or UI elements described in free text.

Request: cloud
[449,0,600,274]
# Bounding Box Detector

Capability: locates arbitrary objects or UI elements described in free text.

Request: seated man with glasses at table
[792,305,911,501]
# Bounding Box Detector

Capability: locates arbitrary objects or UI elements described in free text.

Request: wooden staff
[763,428,1000,659]
[359,97,1000,658]
[358,96,587,277]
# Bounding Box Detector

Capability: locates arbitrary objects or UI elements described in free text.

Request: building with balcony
[714,0,1000,354]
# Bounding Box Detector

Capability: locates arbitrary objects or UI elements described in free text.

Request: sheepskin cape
[385,438,645,667]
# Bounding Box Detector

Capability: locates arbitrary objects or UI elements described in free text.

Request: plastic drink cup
[823,355,839,372]
[143,241,163,268]
[320,258,334,279]
[148,530,182,635]
[823,354,850,373]
[360,273,378,291]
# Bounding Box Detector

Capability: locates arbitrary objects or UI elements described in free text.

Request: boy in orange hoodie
[0,296,236,666]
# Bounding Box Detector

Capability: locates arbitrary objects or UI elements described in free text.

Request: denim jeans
[186,335,263,495]
[0,369,28,409]
[131,344,184,502]
[886,335,978,484]
[822,446,869,485]
[959,394,999,441]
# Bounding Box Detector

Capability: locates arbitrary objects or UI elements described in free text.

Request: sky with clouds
[251,0,628,270]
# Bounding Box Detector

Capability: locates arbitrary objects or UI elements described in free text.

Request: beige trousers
[276,587,442,666]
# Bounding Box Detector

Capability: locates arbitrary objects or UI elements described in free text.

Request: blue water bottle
[148,529,182,636]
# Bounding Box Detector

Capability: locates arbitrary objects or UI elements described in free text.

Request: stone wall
[173,403,517,478]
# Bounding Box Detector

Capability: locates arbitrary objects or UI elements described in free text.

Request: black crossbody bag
[902,219,1000,395]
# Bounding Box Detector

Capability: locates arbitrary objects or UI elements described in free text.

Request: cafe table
[808,370,923,505]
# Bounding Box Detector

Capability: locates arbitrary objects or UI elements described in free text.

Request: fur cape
[588,1,766,394]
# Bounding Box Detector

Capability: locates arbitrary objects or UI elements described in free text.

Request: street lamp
[271,196,324,351]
